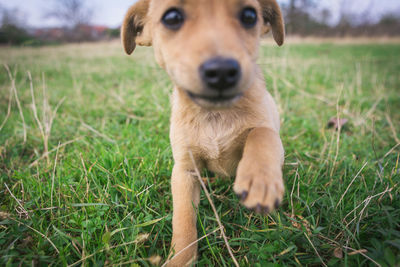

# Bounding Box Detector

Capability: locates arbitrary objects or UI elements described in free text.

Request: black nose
[199,57,241,91]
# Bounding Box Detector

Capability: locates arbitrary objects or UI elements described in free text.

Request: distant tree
[45,0,95,42]
[281,0,325,35]
[0,5,27,28]
[374,12,400,36]
[45,0,93,29]
[379,13,400,26]
[319,9,331,26]
[107,27,120,39]
[0,6,34,45]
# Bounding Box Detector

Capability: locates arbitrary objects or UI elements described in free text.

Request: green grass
[0,40,399,266]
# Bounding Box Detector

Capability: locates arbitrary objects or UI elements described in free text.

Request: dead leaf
[284,213,312,235]
[0,212,11,219]
[334,247,343,259]
[135,233,150,244]
[297,215,312,235]
[21,235,33,247]
[148,255,162,266]
[327,117,349,130]
[201,176,216,185]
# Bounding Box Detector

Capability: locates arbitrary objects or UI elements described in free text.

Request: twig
[4,183,30,219]
[161,227,222,267]
[188,150,240,267]
[4,64,27,143]
[336,161,368,209]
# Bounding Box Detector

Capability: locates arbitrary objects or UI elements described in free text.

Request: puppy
[122,0,285,265]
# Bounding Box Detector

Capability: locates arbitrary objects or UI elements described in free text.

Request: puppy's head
[122,0,284,108]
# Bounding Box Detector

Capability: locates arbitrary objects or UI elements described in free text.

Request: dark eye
[240,7,257,28]
[162,8,185,30]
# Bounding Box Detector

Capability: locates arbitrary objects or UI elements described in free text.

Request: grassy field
[0,40,399,266]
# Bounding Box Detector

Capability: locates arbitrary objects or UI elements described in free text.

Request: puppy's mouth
[186,91,243,106]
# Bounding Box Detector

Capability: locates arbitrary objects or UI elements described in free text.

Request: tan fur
[122,0,285,265]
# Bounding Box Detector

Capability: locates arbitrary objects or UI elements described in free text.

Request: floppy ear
[121,0,152,55]
[258,0,285,46]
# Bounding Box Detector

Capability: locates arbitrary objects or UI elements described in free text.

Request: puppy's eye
[162,8,185,30]
[240,7,257,28]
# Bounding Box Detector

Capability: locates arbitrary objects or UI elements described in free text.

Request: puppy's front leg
[234,127,284,213]
[168,164,200,267]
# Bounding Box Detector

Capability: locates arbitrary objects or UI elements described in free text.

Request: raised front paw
[233,160,284,214]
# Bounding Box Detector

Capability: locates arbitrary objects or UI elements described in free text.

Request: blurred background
[0,0,400,45]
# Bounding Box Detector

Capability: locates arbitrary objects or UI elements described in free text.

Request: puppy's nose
[200,57,241,91]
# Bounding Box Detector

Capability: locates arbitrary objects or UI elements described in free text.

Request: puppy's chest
[193,115,250,176]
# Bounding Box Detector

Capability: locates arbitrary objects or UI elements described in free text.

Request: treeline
[0,1,119,46]
[1,0,400,46]
[282,0,400,37]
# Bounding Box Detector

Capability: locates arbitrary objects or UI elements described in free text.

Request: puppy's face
[122,0,284,108]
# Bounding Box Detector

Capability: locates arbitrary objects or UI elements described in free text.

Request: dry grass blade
[330,84,344,178]
[4,183,30,219]
[290,168,299,215]
[383,143,400,159]
[9,217,60,254]
[336,161,368,209]
[68,233,160,267]
[342,186,393,225]
[82,122,116,143]
[29,71,66,164]
[50,143,60,214]
[28,71,45,146]
[385,113,400,144]
[187,150,240,267]
[0,83,13,131]
[343,246,381,267]
[318,234,382,267]
[4,64,27,143]
[79,153,90,197]
[304,232,328,267]
[29,137,82,168]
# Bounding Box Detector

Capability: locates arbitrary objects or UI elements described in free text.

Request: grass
[0,40,399,266]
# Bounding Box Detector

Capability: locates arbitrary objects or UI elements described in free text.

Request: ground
[0,40,399,266]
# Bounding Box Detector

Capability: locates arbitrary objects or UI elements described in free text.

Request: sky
[0,0,399,28]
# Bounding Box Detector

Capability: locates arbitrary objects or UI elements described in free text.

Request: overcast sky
[0,0,399,28]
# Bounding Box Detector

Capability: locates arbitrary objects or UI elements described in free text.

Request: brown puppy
[122,0,285,265]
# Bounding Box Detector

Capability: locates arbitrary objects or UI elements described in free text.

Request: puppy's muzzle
[199,57,241,93]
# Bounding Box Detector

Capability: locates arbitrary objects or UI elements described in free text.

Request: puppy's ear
[258,0,285,46]
[121,0,152,55]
